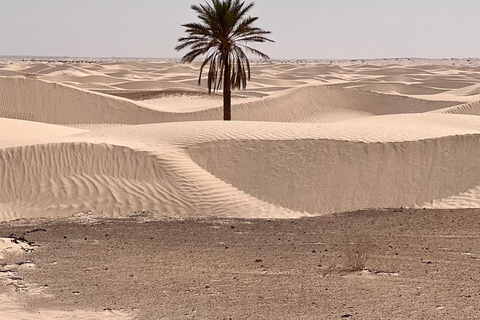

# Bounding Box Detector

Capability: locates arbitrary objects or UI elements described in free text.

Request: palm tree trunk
[223,55,232,121]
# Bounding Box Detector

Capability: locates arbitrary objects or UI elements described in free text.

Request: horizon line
[1,55,480,61]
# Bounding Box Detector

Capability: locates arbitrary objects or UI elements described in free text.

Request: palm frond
[176,0,273,112]
[238,44,270,60]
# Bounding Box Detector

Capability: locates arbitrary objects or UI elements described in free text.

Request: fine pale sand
[0,58,480,318]
[1,59,480,220]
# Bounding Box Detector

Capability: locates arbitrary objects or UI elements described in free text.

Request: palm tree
[175,0,274,120]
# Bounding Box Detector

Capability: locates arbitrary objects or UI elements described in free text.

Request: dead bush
[344,234,373,271]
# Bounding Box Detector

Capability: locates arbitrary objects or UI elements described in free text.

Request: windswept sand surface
[1,59,480,221]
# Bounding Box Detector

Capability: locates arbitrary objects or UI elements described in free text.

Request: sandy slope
[1,115,480,220]
[0,118,86,148]
[0,59,480,221]
[1,77,462,126]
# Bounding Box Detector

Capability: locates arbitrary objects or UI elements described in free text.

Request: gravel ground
[0,208,479,319]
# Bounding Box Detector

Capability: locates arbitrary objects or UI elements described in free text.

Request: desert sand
[1,59,480,220]
[0,58,479,319]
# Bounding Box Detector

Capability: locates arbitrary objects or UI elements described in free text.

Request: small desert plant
[344,234,373,271]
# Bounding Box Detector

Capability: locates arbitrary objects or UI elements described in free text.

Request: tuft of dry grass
[320,233,375,275]
[344,234,373,271]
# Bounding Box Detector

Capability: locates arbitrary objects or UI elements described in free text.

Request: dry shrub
[345,234,373,271]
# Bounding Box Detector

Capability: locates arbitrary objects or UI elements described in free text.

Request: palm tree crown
[176,0,274,120]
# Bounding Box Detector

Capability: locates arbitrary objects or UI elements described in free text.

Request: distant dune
[0,59,480,221]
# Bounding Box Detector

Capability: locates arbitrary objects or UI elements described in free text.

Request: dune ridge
[1,116,480,220]
[0,77,460,127]
[0,117,86,148]
[437,100,480,116]
[230,85,460,123]
[0,138,299,220]
[0,77,184,126]
[1,60,480,221]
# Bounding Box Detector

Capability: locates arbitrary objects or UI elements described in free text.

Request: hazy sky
[1,0,479,59]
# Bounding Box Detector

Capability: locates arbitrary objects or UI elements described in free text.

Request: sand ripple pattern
[1,61,480,220]
[0,116,480,220]
[0,77,460,125]
[0,140,298,220]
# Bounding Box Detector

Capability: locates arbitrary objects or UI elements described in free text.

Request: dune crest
[0,60,480,221]
[1,116,480,220]
[0,77,461,127]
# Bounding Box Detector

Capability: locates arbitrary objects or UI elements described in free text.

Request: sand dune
[350,83,448,95]
[466,87,480,96]
[41,75,126,85]
[0,77,460,126]
[231,86,460,122]
[1,115,480,220]
[111,79,199,90]
[0,128,299,220]
[0,117,85,148]
[0,77,184,126]
[437,100,480,115]
[0,59,480,222]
